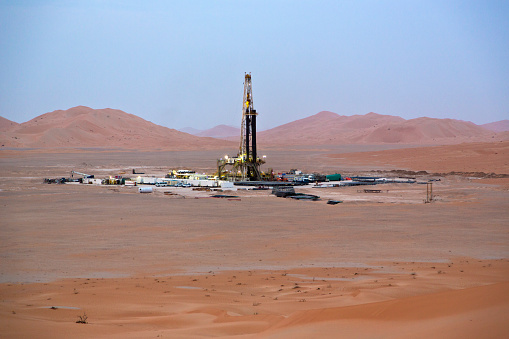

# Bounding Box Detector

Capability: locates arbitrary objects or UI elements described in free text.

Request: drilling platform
[217,73,265,181]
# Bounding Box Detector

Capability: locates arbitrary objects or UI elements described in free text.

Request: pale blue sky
[0,0,508,130]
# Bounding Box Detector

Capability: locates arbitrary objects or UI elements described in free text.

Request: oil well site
[2,1,509,336]
[1,74,508,339]
[42,74,444,205]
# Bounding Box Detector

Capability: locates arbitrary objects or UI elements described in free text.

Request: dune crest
[0,116,19,132]
[0,106,234,150]
[482,120,509,132]
[257,112,502,146]
[2,107,507,148]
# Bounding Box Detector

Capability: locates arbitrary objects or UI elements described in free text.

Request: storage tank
[138,187,153,193]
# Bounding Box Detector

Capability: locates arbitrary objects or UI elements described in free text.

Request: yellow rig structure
[217,73,265,181]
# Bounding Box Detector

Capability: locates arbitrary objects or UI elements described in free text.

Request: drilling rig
[217,73,265,181]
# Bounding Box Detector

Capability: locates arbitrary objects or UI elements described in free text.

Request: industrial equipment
[71,170,94,178]
[217,73,265,181]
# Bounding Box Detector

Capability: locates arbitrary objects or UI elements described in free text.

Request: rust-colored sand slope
[0,116,19,132]
[257,111,503,146]
[2,107,506,148]
[266,282,509,339]
[0,106,234,150]
[482,119,509,132]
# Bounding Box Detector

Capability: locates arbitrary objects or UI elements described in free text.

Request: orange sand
[1,144,508,338]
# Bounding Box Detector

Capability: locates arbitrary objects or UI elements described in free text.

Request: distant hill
[2,107,505,149]
[481,120,509,133]
[0,106,234,149]
[0,116,19,132]
[196,125,240,138]
[255,111,503,146]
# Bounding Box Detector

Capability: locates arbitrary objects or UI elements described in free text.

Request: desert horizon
[2,1,509,337]
[2,106,508,150]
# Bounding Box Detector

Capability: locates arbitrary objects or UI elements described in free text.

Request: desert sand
[3,107,508,150]
[0,106,234,149]
[254,111,505,146]
[0,117,19,132]
[482,120,509,133]
[327,141,509,175]
[1,141,508,338]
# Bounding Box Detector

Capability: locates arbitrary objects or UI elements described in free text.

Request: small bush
[76,313,88,324]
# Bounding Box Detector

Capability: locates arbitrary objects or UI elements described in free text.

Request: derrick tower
[216,73,265,181]
[238,73,263,180]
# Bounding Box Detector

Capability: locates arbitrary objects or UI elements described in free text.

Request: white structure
[82,178,103,185]
[220,181,234,189]
[138,187,153,193]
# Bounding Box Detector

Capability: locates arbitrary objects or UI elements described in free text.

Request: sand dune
[0,116,19,132]
[2,108,506,149]
[2,261,508,338]
[257,111,502,146]
[482,120,509,132]
[265,282,509,339]
[359,117,493,143]
[0,106,234,150]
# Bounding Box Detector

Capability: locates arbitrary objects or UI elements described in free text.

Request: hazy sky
[1,1,508,130]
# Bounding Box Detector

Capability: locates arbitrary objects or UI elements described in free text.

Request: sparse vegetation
[76,313,88,324]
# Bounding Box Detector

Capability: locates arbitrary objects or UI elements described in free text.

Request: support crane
[71,170,94,178]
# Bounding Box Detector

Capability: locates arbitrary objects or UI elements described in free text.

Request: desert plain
[1,140,508,339]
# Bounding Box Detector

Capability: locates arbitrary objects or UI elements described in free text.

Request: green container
[326,173,342,181]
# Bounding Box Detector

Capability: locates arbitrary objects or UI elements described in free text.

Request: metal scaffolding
[217,73,264,181]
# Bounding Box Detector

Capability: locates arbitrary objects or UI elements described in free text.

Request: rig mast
[217,73,264,181]
[238,73,262,180]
